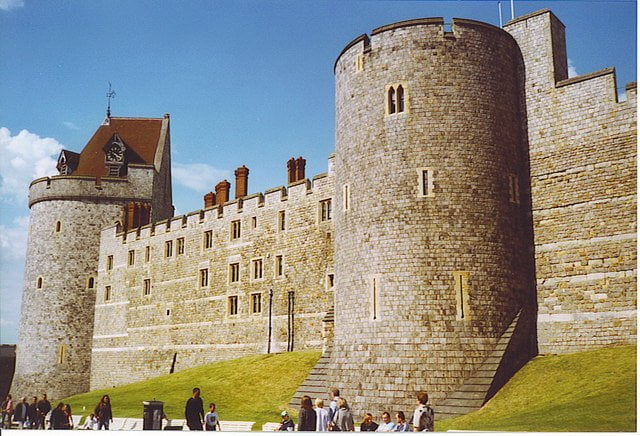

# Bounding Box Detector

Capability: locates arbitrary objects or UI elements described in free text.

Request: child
[204,403,221,431]
[84,413,97,430]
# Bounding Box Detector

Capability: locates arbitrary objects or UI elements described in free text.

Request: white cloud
[0,127,61,203]
[0,0,24,11]
[172,162,231,192]
[0,215,29,261]
[568,58,578,78]
[63,121,80,130]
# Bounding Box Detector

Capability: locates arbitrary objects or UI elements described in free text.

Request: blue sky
[0,0,636,343]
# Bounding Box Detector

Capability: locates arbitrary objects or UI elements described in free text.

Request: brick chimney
[215,180,230,206]
[203,192,216,208]
[287,158,296,184]
[295,156,306,182]
[125,201,151,230]
[235,165,249,199]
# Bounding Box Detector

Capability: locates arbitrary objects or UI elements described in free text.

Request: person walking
[185,387,204,430]
[50,402,67,430]
[360,413,379,431]
[94,395,113,430]
[332,397,354,431]
[412,392,434,432]
[2,394,14,429]
[204,403,221,431]
[27,396,38,429]
[37,394,51,430]
[298,396,316,431]
[314,398,329,432]
[14,397,28,429]
[62,404,74,429]
[327,388,340,430]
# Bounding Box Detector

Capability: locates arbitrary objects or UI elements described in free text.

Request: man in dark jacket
[185,387,204,430]
[27,397,38,429]
[36,394,51,429]
[14,398,28,429]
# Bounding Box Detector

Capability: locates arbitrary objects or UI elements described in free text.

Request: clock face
[106,143,124,162]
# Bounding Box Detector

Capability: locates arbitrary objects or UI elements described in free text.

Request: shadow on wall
[0,345,17,400]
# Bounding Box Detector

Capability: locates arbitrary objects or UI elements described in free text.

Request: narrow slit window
[165,240,173,257]
[107,255,113,271]
[251,216,257,229]
[278,211,286,232]
[327,273,334,289]
[453,271,470,320]
[204,230,213,249]
[87,277,95,289]
[36,277,43,289]
[199,268,209,287]
[397,85,405,112]
[143,279,151,296]
[418,168,434,198]
[145,246,151,262]
[55,221,61,233]
[372,277,379,320]
[104,285,111,302]
[508,174,520,205]
[177,237,185,255]
[57,344,66,365]
[128,250,135,266]
[343,184,350,211]
[275,255,284,277]
[388,87,396,114]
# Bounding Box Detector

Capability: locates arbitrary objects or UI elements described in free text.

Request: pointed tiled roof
[72,117,164,177]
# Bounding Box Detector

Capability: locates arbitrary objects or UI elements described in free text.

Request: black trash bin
[142,400,164,430]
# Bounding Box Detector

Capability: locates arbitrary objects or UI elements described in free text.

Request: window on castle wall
[388,87,396,114]
[55,221,61,233]
[143,279,151,296]
[177,237,185,255]
[199,268,209,287]
[229,263,240,283]
[252,258,263,280]
[104,286,111,302]
[319,199,332,222]
[87,277,95,289]
[165,240,173,257]
[145,246,151,262]
[203,230,213,249]
[231,220,241,240]
[397,85,405,112]
[251,216,257,229]
[278,211,286,232]
[275,255,284,278]
[386,84,406,115]
[128,250,135,266]
[355,54,364,72]
[453,271,471,321]
[417,168,435,198]
[36,277,43,289]
[508,174,520,205]
[251,293,262,314]
[228,295,239,316]
[57,344,66,365]
[342,184,350,211]
[371,276,380,321]
[107,255,113,271]
[327,273,334,289]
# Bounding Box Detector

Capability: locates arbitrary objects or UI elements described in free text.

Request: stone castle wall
[330,18,536,417]
[90,165,335,389]
[505,10,637,353]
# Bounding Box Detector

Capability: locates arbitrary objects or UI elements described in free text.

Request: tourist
[375,412,395,432]
[62,404,74,429]
[37,394,51,430]
[185,387,205,430]
[277,411,295,431]
[14,397,28,429]
[314,398,329,431]
[2,394,13,429]
[298,395,316,431]
[360,413,379,431]
[393,412,410,431]
[327,388,340,429]
[204,402,221,431]
[332,397,354,431]
[94,394,113,430]
[27,396,38,428]
[50,402,67,429]
[412,392,434,432]
[84,413,98,430]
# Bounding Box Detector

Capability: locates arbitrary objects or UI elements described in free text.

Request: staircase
[436,309,534,420]
[288,345,333,410]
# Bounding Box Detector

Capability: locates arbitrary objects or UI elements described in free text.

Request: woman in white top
[315,398,329,432]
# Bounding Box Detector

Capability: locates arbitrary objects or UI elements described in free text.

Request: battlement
[28,164,156,208]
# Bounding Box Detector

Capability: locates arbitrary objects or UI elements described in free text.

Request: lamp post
[267,288,273,354]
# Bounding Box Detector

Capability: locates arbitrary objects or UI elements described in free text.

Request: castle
[12,9,636,418]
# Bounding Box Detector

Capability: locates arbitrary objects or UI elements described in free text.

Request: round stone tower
[12,115,173,399]
[331,18,536,415]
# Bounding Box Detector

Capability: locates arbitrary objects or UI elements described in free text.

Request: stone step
[442,390,487,400]
[436,397,485,408]
[435,404,480,416]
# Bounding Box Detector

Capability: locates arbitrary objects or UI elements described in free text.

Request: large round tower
[331,18,536,415]
[12,115,173,399]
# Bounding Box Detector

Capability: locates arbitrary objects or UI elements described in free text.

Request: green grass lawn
[62,350,321,430]
[436,344,637,432]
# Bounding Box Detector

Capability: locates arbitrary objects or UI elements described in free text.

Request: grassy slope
[436,345,637,432]
[62,350,321,430]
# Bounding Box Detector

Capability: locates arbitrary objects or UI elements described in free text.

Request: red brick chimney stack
[203,192,216,208]
[287,158,296,184]
[295,156,306,182]
[235,165,249,199]
[215,180,231,206]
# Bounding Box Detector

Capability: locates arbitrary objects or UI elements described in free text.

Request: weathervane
[106,82,116,118]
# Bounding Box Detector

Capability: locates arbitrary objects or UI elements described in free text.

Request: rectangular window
[275,255,284,277]
[143,279,151,296]
[371,277,379,320]
[145,246,150,262]
[251,293,262,314]
[104,286,111,302]
[251,216,257,229]
[342,184,350,211]
[453,271,471,320]
[165,240,173,257]
[231,220,241,240]
[229,263,240,283]
[355,53,364,72]
[107,255,113,271]
[128,250,135,266]
[327,273,335,289]
[57,344,66,365]
[319,199,332,222]
[252,258,263,280]
[204,230,213,249]
[228,295,239,316]
[417,168,434,197]
[199,268,209,287]
[177,237,185,255]
[508,174,520,205]
[278,210,286,231]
